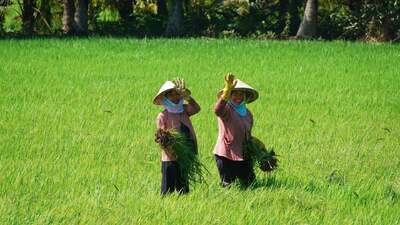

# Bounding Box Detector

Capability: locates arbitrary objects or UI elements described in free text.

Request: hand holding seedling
[221,73,237,100]
[173,78,191,101]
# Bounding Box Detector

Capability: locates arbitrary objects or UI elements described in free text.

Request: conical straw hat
[217,79,259,103]
[153,80,191,105]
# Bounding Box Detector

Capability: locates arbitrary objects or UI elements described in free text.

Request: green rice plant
[1,38,399,224]
[155,128,209,184]
[243,136,278,172]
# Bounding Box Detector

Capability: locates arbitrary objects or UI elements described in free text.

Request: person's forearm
[187,96,201,113]
[214,98,228,117]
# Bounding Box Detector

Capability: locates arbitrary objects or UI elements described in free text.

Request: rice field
[0,38,399,224]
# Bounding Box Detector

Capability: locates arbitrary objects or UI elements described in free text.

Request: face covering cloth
[228,100,248,117]
[162,97,184,114]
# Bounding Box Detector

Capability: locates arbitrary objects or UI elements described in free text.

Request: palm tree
[165,0,184,37]
[74,0,88,34]
[62,0,88,35]
[62,0,75,34]
[22,0,35,34]
[296,0,318,38]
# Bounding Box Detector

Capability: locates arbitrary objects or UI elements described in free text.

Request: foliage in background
[0,0,399,40]
[318,0,400,41]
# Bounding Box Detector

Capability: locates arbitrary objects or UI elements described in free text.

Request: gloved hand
[173,77,191,101]
[221,73,237,101]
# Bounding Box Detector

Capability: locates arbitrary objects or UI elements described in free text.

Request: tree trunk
[296,0,318,38]
[22,0,35,35]
[157,0,168,17]
[62,0,75,34]
[74,0,88,35]
[165,0,184,37]
[117,0,134,23]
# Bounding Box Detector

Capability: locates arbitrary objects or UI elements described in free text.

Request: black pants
[215,155,255,187]
[161,161,189,195]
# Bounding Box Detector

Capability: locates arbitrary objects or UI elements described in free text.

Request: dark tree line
[0,0,399,41]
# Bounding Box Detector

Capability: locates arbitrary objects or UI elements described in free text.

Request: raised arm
[184,96,201,116]
[214,98,229,119]
[215,73,237,120]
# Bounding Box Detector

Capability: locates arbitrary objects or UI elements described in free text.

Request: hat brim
[217,88,259,103]
[153,88,191,105]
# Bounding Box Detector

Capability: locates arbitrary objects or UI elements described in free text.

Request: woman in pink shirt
[214,74,259,187]
[153,78,201,195]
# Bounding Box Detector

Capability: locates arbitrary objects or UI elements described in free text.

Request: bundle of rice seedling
[155,128,208,183]
[243,136,278,172]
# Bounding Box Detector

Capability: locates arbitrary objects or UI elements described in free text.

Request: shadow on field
[248,175,325,194]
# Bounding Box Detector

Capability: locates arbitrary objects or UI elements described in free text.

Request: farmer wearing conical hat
[214,73,259,187]
[154,78,201,195]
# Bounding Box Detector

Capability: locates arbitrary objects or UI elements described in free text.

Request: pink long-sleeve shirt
[156,100,200,162]
[214,99,253,161]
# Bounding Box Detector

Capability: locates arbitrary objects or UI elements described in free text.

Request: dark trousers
[161,161,189,195]
[215,155,255,187]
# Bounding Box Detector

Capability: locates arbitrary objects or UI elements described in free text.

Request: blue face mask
[228,100,248,117]
[162,97,184,114]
